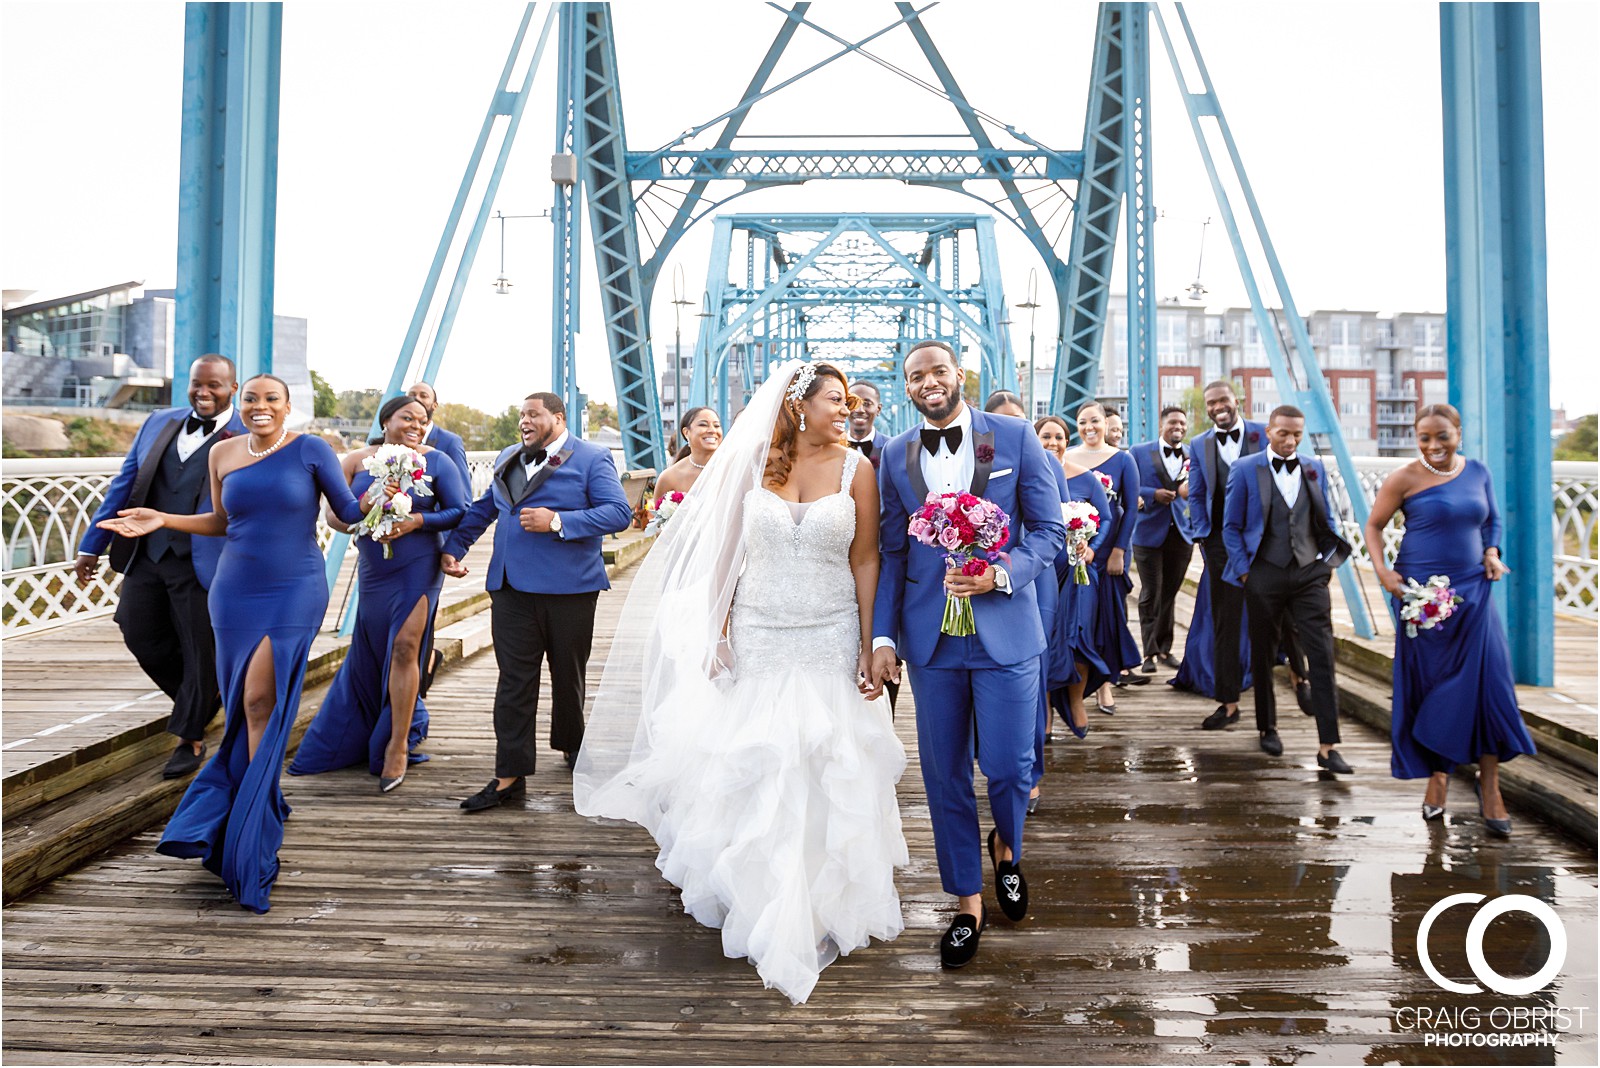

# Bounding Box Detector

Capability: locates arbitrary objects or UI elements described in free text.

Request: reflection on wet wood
[2,567,1596,1065]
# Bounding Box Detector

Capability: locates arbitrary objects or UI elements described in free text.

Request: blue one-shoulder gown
[157,435,366,913]
[1084,450,1142,679]
[291,450,467,778]
[1389,460,1536,777]
[1046,470,1112,725]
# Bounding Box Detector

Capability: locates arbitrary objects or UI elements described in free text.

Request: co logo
[1417,893,1566,996]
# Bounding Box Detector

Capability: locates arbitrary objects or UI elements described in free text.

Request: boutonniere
[547,454,565,469]
[216,430,234,440]
[1305,466,1319,482]
[975,443,994,464]
[1248,430,1260,444]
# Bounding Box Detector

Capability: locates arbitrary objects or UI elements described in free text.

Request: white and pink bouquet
[1095,469,1118,502]
[357,444,432,558]
[1061,500,1101,585]
[908,492,1011,636]
[646,491,685,535]
[1398,574,1464,638]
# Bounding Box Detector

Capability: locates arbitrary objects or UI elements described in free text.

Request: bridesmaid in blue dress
[1171,570,1256,698]
[99,374,370,912]
[1036,416,1112,742]
[290,395,467,791]
[1362,404,1534,836]
[1066,402,1144,713]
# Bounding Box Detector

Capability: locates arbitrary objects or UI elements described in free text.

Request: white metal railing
[3,451,1594,633]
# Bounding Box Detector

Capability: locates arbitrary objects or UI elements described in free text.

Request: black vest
[1260,477,1319,568]
[1210,448,1233,532]
[142,435,215,563]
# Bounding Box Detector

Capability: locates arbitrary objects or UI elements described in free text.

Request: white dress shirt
[175,406,233,462]
[920,404,974,496]
[1271,454,1303,508]
[523,429,569,481]
[1160,442,1186,482]
[1215,425,1243,466]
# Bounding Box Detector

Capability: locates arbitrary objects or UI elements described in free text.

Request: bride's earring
[798,411,806,431]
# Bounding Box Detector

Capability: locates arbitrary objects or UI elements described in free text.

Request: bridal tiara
[785,362,818,404]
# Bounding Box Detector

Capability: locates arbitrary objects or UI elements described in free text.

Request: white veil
[572,359,805,822]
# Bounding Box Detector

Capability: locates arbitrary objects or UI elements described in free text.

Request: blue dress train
[1170,567,1255,699]
[1045,470,1112,730]
[1084,450,1142,680]
[157,435,366,913]
[290,450,467,778]
[1389,460,1535,777]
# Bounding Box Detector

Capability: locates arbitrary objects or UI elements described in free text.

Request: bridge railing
[3,453,1593,635]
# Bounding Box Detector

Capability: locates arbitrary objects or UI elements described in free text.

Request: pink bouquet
[1095,469,1117,502]
[1061,500,1101,585]
[1398,574,1464,638]
[646,490,685,535]
[908,492,1011,636]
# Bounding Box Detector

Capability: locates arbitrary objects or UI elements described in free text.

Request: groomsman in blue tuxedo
[870,341,1065,968]
[405,381,471,483]
[1131,405,1194,674]
[1186,380,1267,729]
[1221,405,1353,771]
[844,379,891,469]
[75,355,246,779]
[442,392,633,810]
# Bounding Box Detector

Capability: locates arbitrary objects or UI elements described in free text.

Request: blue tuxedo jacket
[425,424,471,485]
[1131,440,1192,547]
[80,405,248,589]
[442,436,632,594]
[874,409,1066,668]
[1185,419,1267,541]
[1219,450,1353,586]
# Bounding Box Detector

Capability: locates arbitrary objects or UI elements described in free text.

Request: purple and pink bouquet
[1398,574,1464,638]
[357,444,433,558]
[646,490,686,535]
[908,491,1011,636]
[1061,500,1101,585]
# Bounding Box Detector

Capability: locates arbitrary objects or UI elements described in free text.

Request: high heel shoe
[379,772,405,794]
[1474,778,1512,837]
[1027,791,1040,815]
[1421,803,1445,821]
[1068,716,1089,740]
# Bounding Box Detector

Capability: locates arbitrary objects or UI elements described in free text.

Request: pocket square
[990,467,1014,479]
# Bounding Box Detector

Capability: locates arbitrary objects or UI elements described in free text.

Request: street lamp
[671,264,694,434]
[1017,268,1042,417]
[490,209,551,294]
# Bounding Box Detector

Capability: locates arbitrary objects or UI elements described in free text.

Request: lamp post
[490,209,552,294]
[671,264,693,439]
[1017,268,1041,417]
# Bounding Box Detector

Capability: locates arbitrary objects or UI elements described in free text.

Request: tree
[335,388,383,423]
[1554,414,1597,462]
[432,402,499,451]
[586,401,618,433]
[310,370,337,418]
[486,405,522,451]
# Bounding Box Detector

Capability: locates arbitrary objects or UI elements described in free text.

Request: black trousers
[489,587,598,777]
[1133,525,1193,658]
[1199,537,1246,704]
[113,552,220,742]
[1244,559,1341,745]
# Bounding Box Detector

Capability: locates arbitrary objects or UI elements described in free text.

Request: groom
[870,340,1065,968]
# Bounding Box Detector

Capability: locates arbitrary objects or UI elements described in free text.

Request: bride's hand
[857,650,883,701]
[98,508,164,538]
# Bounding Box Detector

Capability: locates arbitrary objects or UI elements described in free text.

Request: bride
[573,360,907,1004]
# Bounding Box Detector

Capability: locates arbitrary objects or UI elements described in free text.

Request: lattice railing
[2,451,505,636]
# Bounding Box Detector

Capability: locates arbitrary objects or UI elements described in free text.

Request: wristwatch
[992,565,1010,592]
[550,513,563,536]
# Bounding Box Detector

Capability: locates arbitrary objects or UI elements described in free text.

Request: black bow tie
[520,445,548,466]
[1219,428,1240,445]
[848,438,875,458]
[1163,445,1183,458]
[1272,455,1299,474]
[185,414,217,435]
[920,425,963,456]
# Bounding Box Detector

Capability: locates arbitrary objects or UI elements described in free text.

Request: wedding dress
[574,367,907,1005]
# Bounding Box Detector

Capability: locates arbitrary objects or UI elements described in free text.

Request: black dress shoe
[162,742,206,780]
[1316,750,1354,775]
[1200,705,1239,730]
[460,777,526,811]
[1158,653,1181,670]
[563,750,579,770]
[1140,656,1158,674]
[1121,671,1151,686]
[1295,681,1314,716]
[1259,730,1283,757]
[939,903,987,968]
[988,828,1029,922]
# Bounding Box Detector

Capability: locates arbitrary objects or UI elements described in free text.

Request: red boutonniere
[216,430,234,440]
[1248,430,1260,444]
[1305,466,1319,482]
[547,454,565,469]
[975,443,995,463]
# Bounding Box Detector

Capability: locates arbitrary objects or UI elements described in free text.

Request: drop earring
[799,411,806,431]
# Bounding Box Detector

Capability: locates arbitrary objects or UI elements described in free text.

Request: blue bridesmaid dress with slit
[1085,450,1142,679]
[291,450,467,777]
[1388,459,1535,777]
[157,435,366,913]
[1046,470,1112,725]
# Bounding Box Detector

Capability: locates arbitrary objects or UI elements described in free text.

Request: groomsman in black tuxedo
[1131,406,1193,673]
[75,355,246,778]
[845,379,890,468]
[1220,406,1353,771]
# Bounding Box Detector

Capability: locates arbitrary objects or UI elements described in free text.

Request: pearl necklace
[1419,454,1462,478]
[689,456,709,470]
[246,426,290,458]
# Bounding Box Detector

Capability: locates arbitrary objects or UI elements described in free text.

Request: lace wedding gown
[611,449,907,1004]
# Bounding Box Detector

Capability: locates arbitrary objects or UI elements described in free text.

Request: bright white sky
[3,0,1596,418]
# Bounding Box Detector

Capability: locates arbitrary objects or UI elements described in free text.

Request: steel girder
[1440,3,1553,685]
[627,149,1082,184]
[174,2,282,395]
[690,214,1013,436]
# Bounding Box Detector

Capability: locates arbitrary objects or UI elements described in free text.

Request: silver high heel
[1421,803,1446,822]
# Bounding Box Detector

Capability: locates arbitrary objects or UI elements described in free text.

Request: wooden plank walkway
[3,567,1596,1064]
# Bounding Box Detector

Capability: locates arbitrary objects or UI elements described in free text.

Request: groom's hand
[870,646,900,688]
[944,566,997,598]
